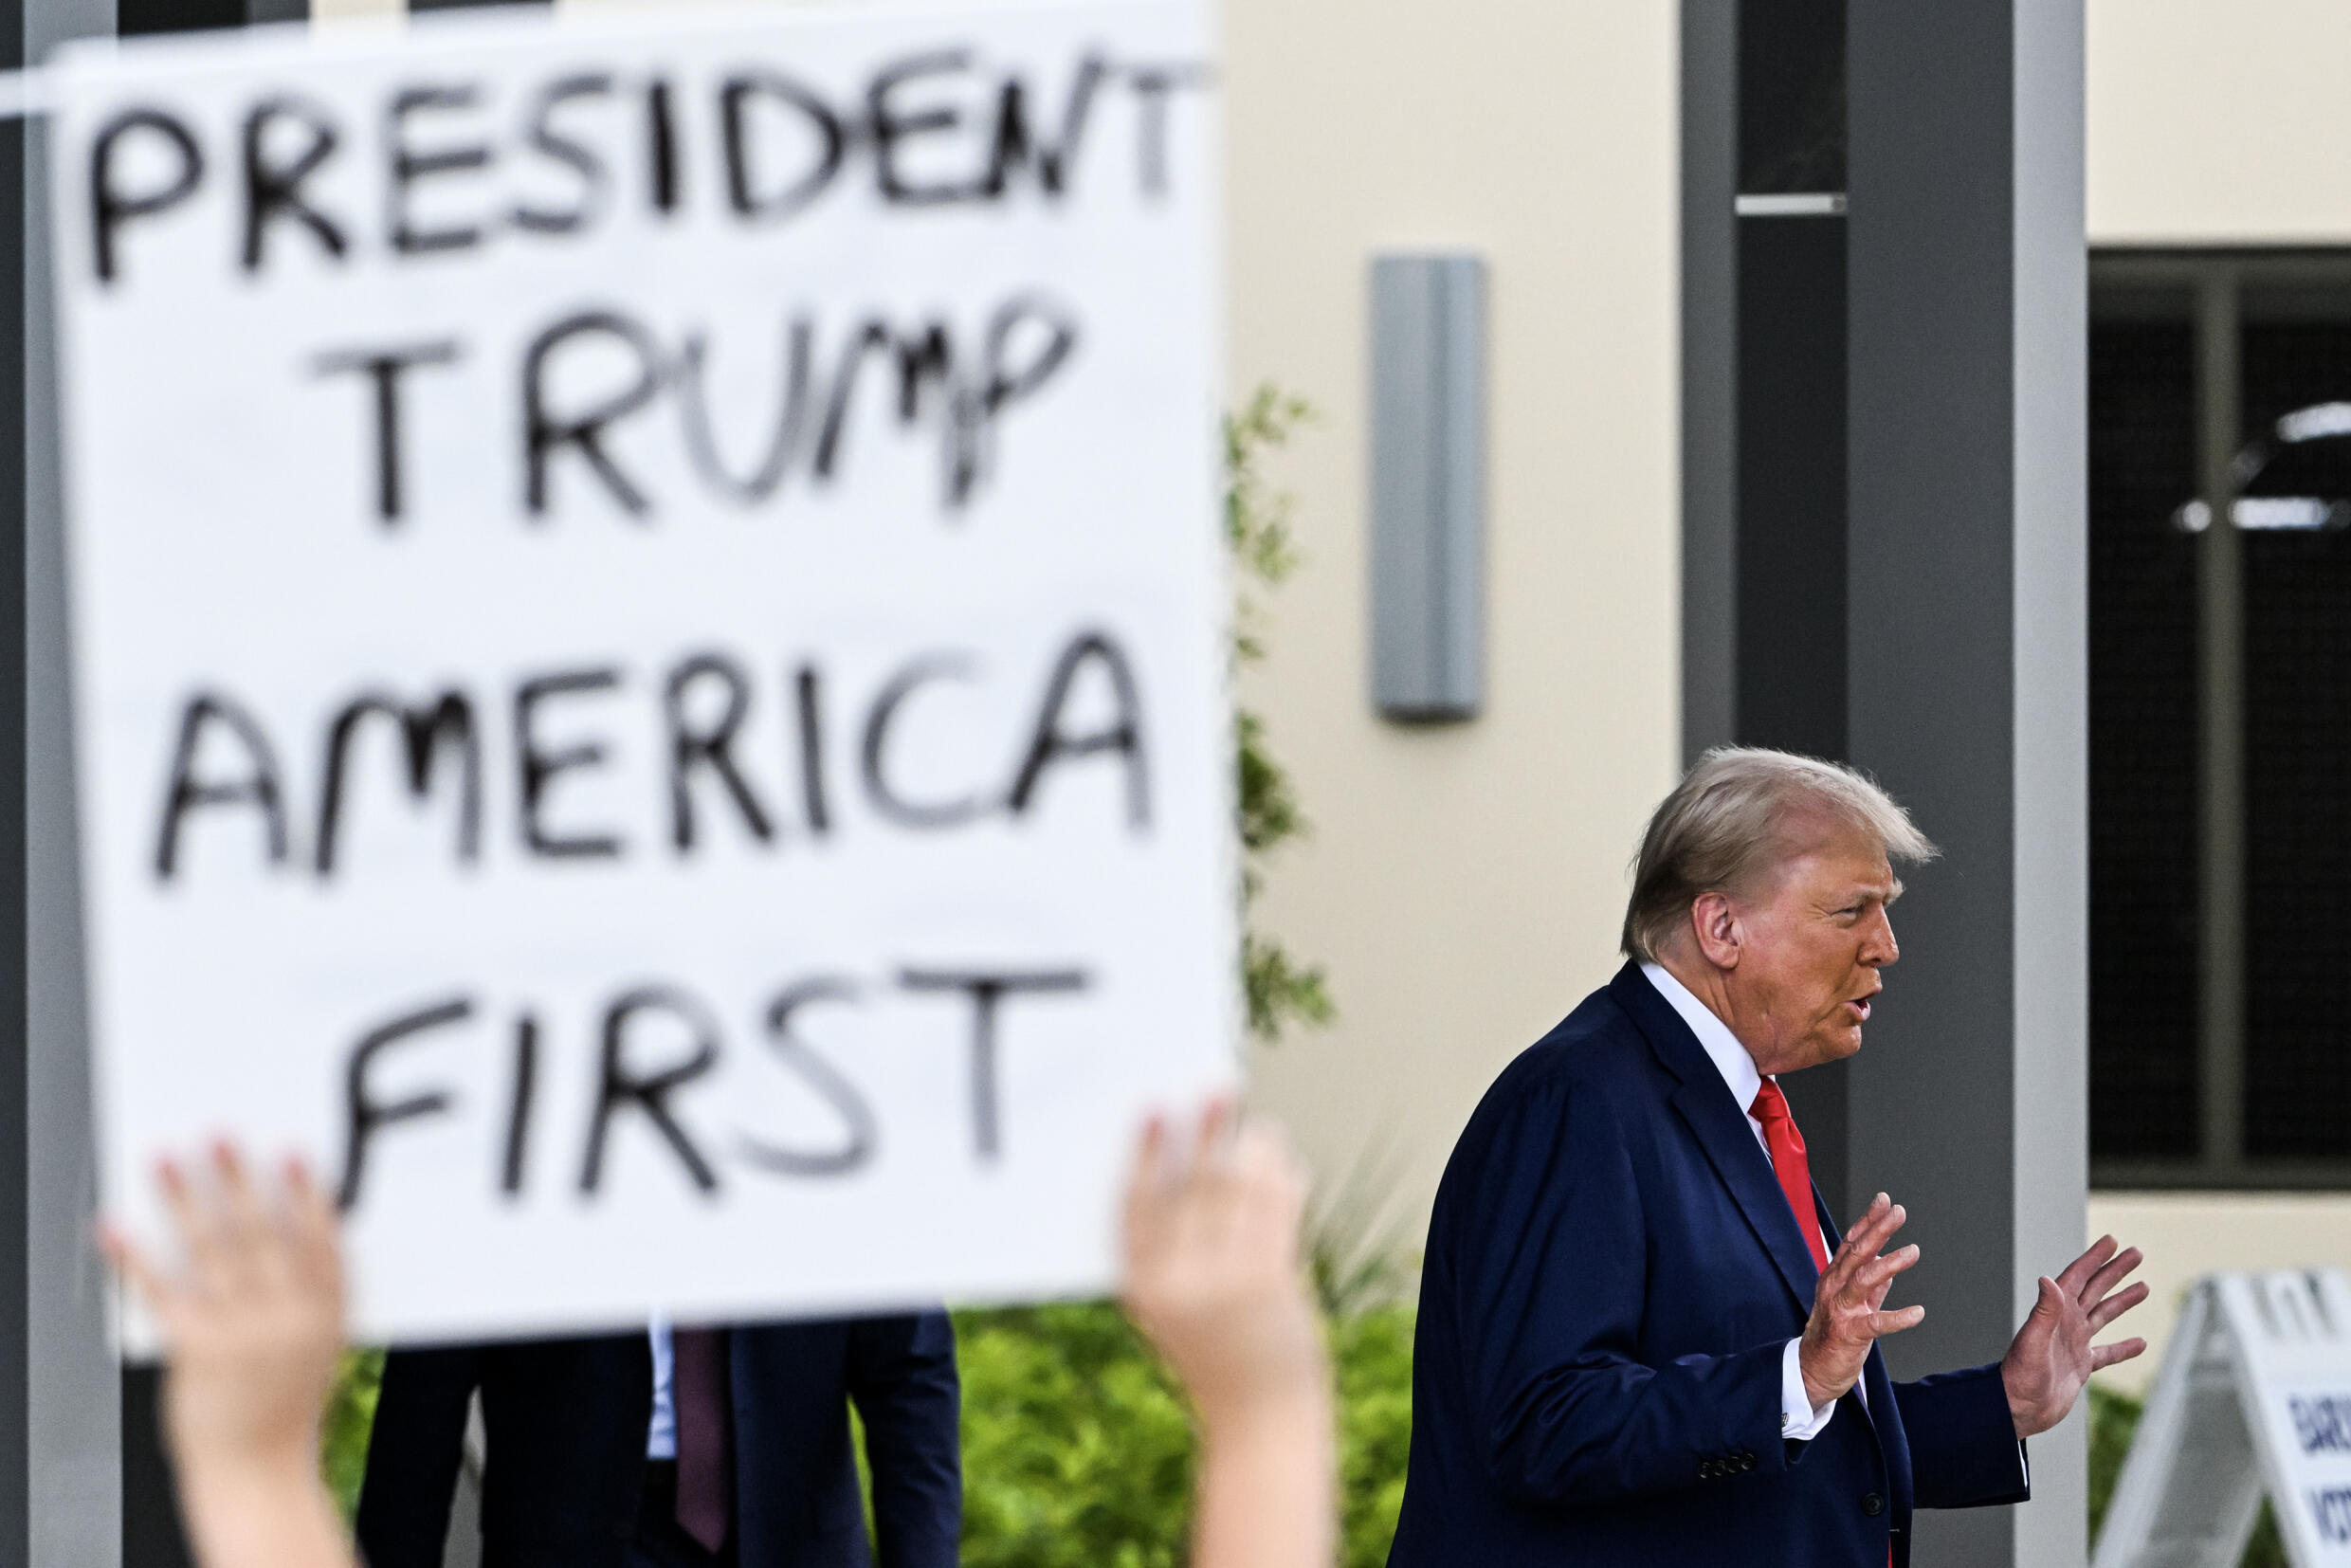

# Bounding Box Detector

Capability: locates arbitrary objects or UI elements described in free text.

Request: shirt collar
[1640,961,1765,1120]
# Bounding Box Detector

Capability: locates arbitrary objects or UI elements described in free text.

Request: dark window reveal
[2090,251,2351,1186]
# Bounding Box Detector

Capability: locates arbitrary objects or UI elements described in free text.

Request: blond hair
[1620,747,1938,961]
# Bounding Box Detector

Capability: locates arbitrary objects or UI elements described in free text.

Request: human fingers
[1812,1196,1886,1315]
[2090,1337,2148,1371]
[1839,1200,1907,1284]
[1196,1097,1239,1166]
[1852,1243,1922,1301]
[280,1158,344,1304]
[1121,1115,1189,1305]
[1229,1124,1307,1261]
[99,1221,176,1319]
[207,1141,277,1287]
[1191,1102,1265,1249]
[1824,1194,1894,1282]
[2087,1280,2150,1333]
[1122,1115,1173,1238]
[1865,1303,1926,1337]
[2056,1235,2120,1297]
[155,1156,236,1299]
[2080,1245,2143,1307]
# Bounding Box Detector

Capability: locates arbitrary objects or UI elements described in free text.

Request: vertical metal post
[1679,0,1738,763]
[27,138,118,1568]
[2194,270,2244,1177]
[1846,1,2087,1563]
[5,0,123,1562]
[25,0,123,1560]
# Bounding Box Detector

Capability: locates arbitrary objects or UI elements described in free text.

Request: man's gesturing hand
[2001,1235,2149,1438]
[1798,1193,1923,1411]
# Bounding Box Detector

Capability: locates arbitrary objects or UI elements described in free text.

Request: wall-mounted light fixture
[1369,251,1486,722]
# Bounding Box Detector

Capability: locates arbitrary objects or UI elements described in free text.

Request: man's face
[1721,830,1902,1077]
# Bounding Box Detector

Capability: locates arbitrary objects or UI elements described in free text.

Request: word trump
[314,291,1080,526]
[153,629,1149,883]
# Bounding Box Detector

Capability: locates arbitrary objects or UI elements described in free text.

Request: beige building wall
[1226,3,1681,1231]
[2087,1194,2351,1395]
[2084,0,2351,1392]
[2088,0,2351,246]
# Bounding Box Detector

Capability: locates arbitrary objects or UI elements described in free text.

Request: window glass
[2088,309,2199,1161]
[2088,257,2351,1179]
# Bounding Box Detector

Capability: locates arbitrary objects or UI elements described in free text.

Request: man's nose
[1863,908,1900,965]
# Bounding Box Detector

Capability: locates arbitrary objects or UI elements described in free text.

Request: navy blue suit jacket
[357,1313,959,1568]
[728,1313,962,1568]
[1386,966,2029,1568]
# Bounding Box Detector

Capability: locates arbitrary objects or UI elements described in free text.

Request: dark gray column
[1845,4,2087,1567]
[1684,0,1860,1209]
[1680,0,1737,765]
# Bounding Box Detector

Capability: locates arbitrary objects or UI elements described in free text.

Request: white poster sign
[2095,1269,2351,1568]
[47,0,1230,1347]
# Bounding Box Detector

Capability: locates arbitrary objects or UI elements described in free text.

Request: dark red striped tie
[672,1326,733,1552]
[1750,1079,1830,1272]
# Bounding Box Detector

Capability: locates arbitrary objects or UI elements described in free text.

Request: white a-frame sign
[2094,1270,2351,1568]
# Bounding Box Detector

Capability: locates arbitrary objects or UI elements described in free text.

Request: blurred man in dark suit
[357,1334,652,1568]
[630,1313,961,1568]
[355,1311,959,1568]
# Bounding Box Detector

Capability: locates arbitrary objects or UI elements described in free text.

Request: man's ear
[1689,891,1741,971]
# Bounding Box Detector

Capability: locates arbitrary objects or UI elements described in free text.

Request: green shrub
[955,1298,1415,1568]
[1330,1304,1415,1566]
[1227,382,1332,1047]
[321,1348,384,1521]
[955,1303,1194,1568]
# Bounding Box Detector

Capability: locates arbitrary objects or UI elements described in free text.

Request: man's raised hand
[2001,1235,2149,1438]
[1797,1193,1924,1410]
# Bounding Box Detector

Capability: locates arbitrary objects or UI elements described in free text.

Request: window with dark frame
[2090,250,2351,1189]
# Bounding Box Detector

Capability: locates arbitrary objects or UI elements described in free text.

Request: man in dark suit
[355,1311,959,1568]
[357,1333,654,1568]
[1387,748,2149,1568]
[629,1313,962,1568]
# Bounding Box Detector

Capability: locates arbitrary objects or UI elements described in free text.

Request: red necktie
[1755,1085,1891,1564]
[672,1326,733,1553]
[1749,1080,1830,1273]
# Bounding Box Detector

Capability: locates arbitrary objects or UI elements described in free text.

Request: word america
[154,629,1148,884]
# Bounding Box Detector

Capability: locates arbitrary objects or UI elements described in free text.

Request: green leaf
[1225,384,1334,1048]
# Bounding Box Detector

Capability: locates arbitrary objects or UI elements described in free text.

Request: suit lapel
[1609,964,1822,1315]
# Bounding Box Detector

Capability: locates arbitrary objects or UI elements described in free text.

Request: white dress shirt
[646,1317,678,1461]
[1641,962,1841,1442]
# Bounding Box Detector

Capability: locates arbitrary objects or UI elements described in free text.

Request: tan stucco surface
[2089,0,2351,244]
[1225,0,1681,1237]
